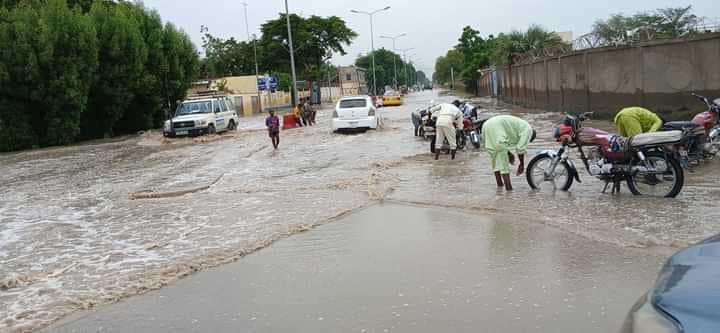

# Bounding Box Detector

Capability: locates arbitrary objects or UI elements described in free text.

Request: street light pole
[397,48,414,88]
[242,2,262,113]
[351,6,390,97]
[285,0,299,107]
[380,33,406,91]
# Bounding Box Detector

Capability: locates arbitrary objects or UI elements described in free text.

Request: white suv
[332,96,379,132]
[164,96,239,137]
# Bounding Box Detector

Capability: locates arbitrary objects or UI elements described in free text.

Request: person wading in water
[266,110,280,149]
[482,115,536,191]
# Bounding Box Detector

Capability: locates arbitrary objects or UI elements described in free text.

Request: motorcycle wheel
[471,131,481,149]
[627,151,684,198]
[526,153,574,191]
[456,132,466,150]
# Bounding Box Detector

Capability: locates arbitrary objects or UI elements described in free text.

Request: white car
[332,96,379,132]
[164,95,239,137]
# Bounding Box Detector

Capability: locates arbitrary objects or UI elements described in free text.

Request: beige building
[189,75,310,117]
[557,31,574,44]
[338,66,368,96]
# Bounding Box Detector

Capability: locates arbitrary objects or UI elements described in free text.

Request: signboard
[269,76,278,90]
[258,76,279,92]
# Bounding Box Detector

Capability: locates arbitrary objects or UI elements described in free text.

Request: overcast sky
[141,0,719,75]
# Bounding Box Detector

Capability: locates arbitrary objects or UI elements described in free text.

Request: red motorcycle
[526,113,686,198]
[462,115,486,149]
[661,93,720,167]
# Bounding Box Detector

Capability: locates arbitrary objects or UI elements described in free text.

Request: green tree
[434,49,464,85]
[355,48,415,93]
[37,0,98,146]
[455,26,494,87]
[0,4,41,150]
[82,1,146,139]
[490,25,566,65]
[258,13,356,80]
[161,23,199,113]
[416,71,431,87]
[116,4,165,133]
[0,0,198,151]
[591,6,700,44]
[201,29,256,78]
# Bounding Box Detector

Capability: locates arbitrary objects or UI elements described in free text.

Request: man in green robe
[482,115,536,191]
[614,107,664,137]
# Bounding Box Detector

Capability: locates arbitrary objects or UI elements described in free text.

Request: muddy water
[1,91,719,332]
[46,204,664,333]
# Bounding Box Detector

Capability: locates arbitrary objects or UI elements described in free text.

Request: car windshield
[339,99,367,109]
[384,91,397,96]
[176,101,212,115]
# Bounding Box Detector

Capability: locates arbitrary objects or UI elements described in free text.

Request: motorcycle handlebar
[691,92,711,107]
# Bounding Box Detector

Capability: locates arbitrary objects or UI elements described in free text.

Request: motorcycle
[661,93,720,168]
[417,108,436,141]
[462,115,486,149]
[526,112,687,198]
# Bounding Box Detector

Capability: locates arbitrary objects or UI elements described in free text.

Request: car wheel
[227,120,237,131]
[208,124,216,135]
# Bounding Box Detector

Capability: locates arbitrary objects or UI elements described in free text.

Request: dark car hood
[653,235,720,332]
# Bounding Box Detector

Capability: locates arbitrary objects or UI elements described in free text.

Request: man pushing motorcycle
[482,115,536,191]
[430,102,464,160]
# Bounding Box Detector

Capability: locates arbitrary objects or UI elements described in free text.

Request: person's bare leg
[502,174,513,191]
[494,171,504,188]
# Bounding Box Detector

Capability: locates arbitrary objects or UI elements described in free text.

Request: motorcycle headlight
[621,293,681,333]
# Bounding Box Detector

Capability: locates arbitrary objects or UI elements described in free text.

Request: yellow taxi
[382,91,403,107]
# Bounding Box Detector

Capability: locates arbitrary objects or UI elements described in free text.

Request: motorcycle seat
[629,130,684,147]
[663,121,698,130]
[472,119,486,126]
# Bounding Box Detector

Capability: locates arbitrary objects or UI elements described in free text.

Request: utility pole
[242,2,262,113]
[450,67,455,91]
[351,6,391,97]
[397,48,414,89]
[326,59,333,103]
[285,0,299,107]
[380,33,406,91]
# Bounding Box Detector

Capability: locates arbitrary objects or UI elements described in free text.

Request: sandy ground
[45,203,664,333]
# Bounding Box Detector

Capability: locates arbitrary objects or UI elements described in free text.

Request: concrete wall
[320,87,342,103]
[493,34,720,119]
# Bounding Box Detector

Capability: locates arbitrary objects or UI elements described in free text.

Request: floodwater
[46,204,665,333]
[1,90,719,332]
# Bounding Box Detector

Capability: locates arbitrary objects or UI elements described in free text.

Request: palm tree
[491,25,566,65]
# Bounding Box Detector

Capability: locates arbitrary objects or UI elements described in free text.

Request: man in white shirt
[453,100,476,119]
[430,103,464,160]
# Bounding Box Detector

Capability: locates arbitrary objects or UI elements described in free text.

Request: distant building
[188,75,302,117]
[338,66,368,96]
[557,31,574,44]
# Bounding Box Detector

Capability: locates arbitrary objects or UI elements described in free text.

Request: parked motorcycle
[526,113,686,198]
[661,93,720,168]
[462,116,486,149]
[417,108,436,141]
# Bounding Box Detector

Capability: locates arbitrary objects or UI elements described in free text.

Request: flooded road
[1,90,720,332]
[46,204,665,333]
